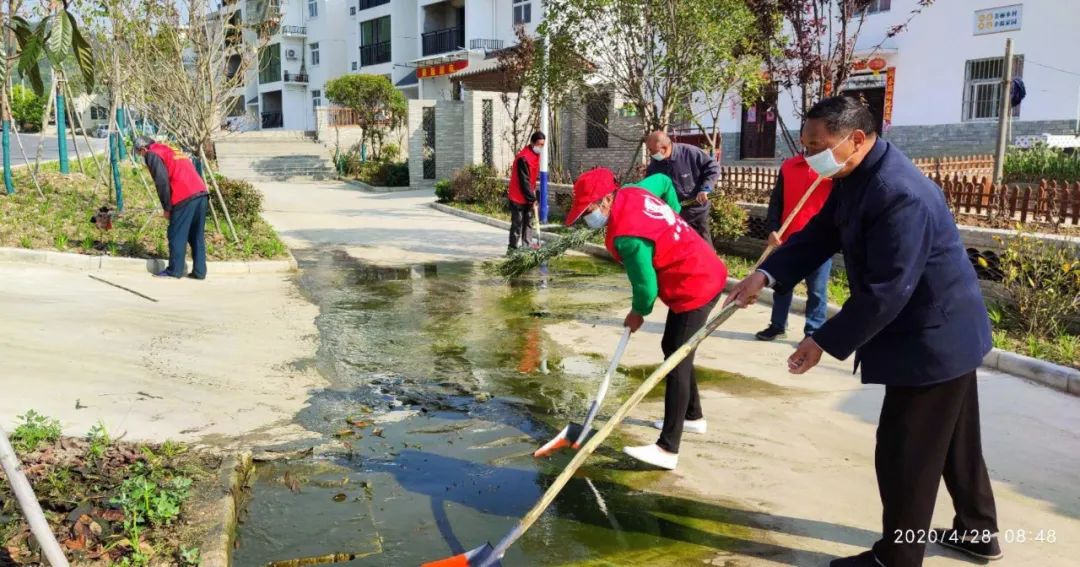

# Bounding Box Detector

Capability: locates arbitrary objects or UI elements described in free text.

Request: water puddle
[233,250,761,566]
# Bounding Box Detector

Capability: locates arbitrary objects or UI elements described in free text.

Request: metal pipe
[0,426,70,566]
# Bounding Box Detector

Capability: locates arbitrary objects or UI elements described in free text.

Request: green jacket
[613,174,681,316]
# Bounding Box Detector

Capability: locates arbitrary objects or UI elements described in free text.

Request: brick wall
[434,101,465,182]
[559,99,644,177]
[407,100,436,188]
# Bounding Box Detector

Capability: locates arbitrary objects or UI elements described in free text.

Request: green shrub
[997,231,1080,338]
[434,178,452,202]
[356,159,409,187]
[11,85,44,132]
[213,176,263,228]
[708,194,749,243]
[447,164,503,206]
[1004,144,1080,182]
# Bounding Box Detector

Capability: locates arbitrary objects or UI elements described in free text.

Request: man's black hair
[530,131,546,144]
[806,96,877,136]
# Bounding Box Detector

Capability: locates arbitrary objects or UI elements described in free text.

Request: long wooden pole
[198,147,240,245]
[753,175,827,269]
[992,38,1014,186]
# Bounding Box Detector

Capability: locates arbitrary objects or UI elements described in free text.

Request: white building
[709,0,1080,159]
[217,0,543,132]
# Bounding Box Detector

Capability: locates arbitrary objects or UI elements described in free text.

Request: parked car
[92,125,109,138]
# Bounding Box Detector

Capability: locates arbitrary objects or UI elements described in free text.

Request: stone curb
[0,247,298,275]
[430,201,1079,397]
[200,451,253,567]
[338,178,415,193]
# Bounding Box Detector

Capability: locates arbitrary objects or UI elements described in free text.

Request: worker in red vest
[506,131,545,253]
[755,154,834,341]
[565,167,728,471]
[135,137,210,280]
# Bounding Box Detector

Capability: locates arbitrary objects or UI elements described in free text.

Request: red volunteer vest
[605,187,727,313]
[147,143,207,206]
[779,155,832,238]
[507,146,539,205]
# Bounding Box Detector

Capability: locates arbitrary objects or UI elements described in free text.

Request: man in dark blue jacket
[726,96,999,567]
[645,131,720,247]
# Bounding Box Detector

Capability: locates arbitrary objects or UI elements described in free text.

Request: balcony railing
[358,0,390,9]
[281,25,306,36]
[283,70,309,83]
[261,111,283,129]
[421,26,464,57]
[359,41,391,67]
[469,38,504,51]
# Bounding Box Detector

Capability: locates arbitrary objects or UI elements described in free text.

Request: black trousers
[872,371,998,566]
[680,203,713,250]
[508,201,534,250]
[656,294,720,453]
[165,195,208,278]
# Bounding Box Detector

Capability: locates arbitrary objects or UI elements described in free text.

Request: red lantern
[868,57,887,72]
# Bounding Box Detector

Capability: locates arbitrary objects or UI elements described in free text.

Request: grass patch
[0,158,288,260]
[723,253,851,305]
[0,412,220,566]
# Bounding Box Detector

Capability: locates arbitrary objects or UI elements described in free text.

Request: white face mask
[532,145,543,155]
[583,208,608,229]
[650,151,666,161]
[804,134,852,178]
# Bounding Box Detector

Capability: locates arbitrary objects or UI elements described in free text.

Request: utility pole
[538,34,550,223]
[992,37,1014,186]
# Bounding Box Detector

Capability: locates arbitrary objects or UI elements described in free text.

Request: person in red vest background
[565,167,727,471]
[135,136,210,280]
[506,131,546,253]
[755,154,833,341]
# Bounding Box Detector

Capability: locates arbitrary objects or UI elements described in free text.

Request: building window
[307,0,318,18]
[312,89,322,110]
[863,0,890,14]
[360,16,391,66]
[351,61,358,71]
[586,93,610,149]
[90,106,108,120]
[310,42,320,65]
[513,0,531,25]
[962,55,1023,121]
[349,6,356,16]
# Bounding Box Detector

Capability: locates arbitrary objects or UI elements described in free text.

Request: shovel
[533,327,631,458]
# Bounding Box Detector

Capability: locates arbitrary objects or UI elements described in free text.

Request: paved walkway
[256,180,1080,566]
[0,264,323,447]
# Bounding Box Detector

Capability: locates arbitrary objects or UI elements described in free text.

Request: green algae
[620,363,789,400]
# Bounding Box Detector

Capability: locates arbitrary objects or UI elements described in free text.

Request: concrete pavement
[0,264,324,447]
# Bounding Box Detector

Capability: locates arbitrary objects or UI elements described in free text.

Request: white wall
[306,0,350,129]
[712,0,1080,135]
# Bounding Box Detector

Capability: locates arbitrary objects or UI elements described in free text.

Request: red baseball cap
[564,167,618,226]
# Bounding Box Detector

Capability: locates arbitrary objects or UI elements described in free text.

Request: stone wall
[434,101,465,182]
[407,100,436,188]
[314,107,408,158]
[885,120,1076,158]
[715,120,1076,161]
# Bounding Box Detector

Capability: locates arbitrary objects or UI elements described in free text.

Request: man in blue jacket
[726,96,999,567]
[645,131,721,247]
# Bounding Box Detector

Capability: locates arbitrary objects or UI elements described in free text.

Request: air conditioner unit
[286,49,298,60]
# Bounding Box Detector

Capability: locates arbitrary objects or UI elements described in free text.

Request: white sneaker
[651,418,707,434]
[623,444,678,470]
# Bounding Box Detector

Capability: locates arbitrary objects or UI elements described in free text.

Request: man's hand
[624,311,645,333]
[768,231,783,247]
[788,337,823,374]
[163,210,171,220]
[723,271,768,308]
[695,191,710,206]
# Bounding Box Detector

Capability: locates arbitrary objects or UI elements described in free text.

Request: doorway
[841,87,886,135]
[740,87,778,159]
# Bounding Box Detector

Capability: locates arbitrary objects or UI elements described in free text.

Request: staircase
[214,130,337,182]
